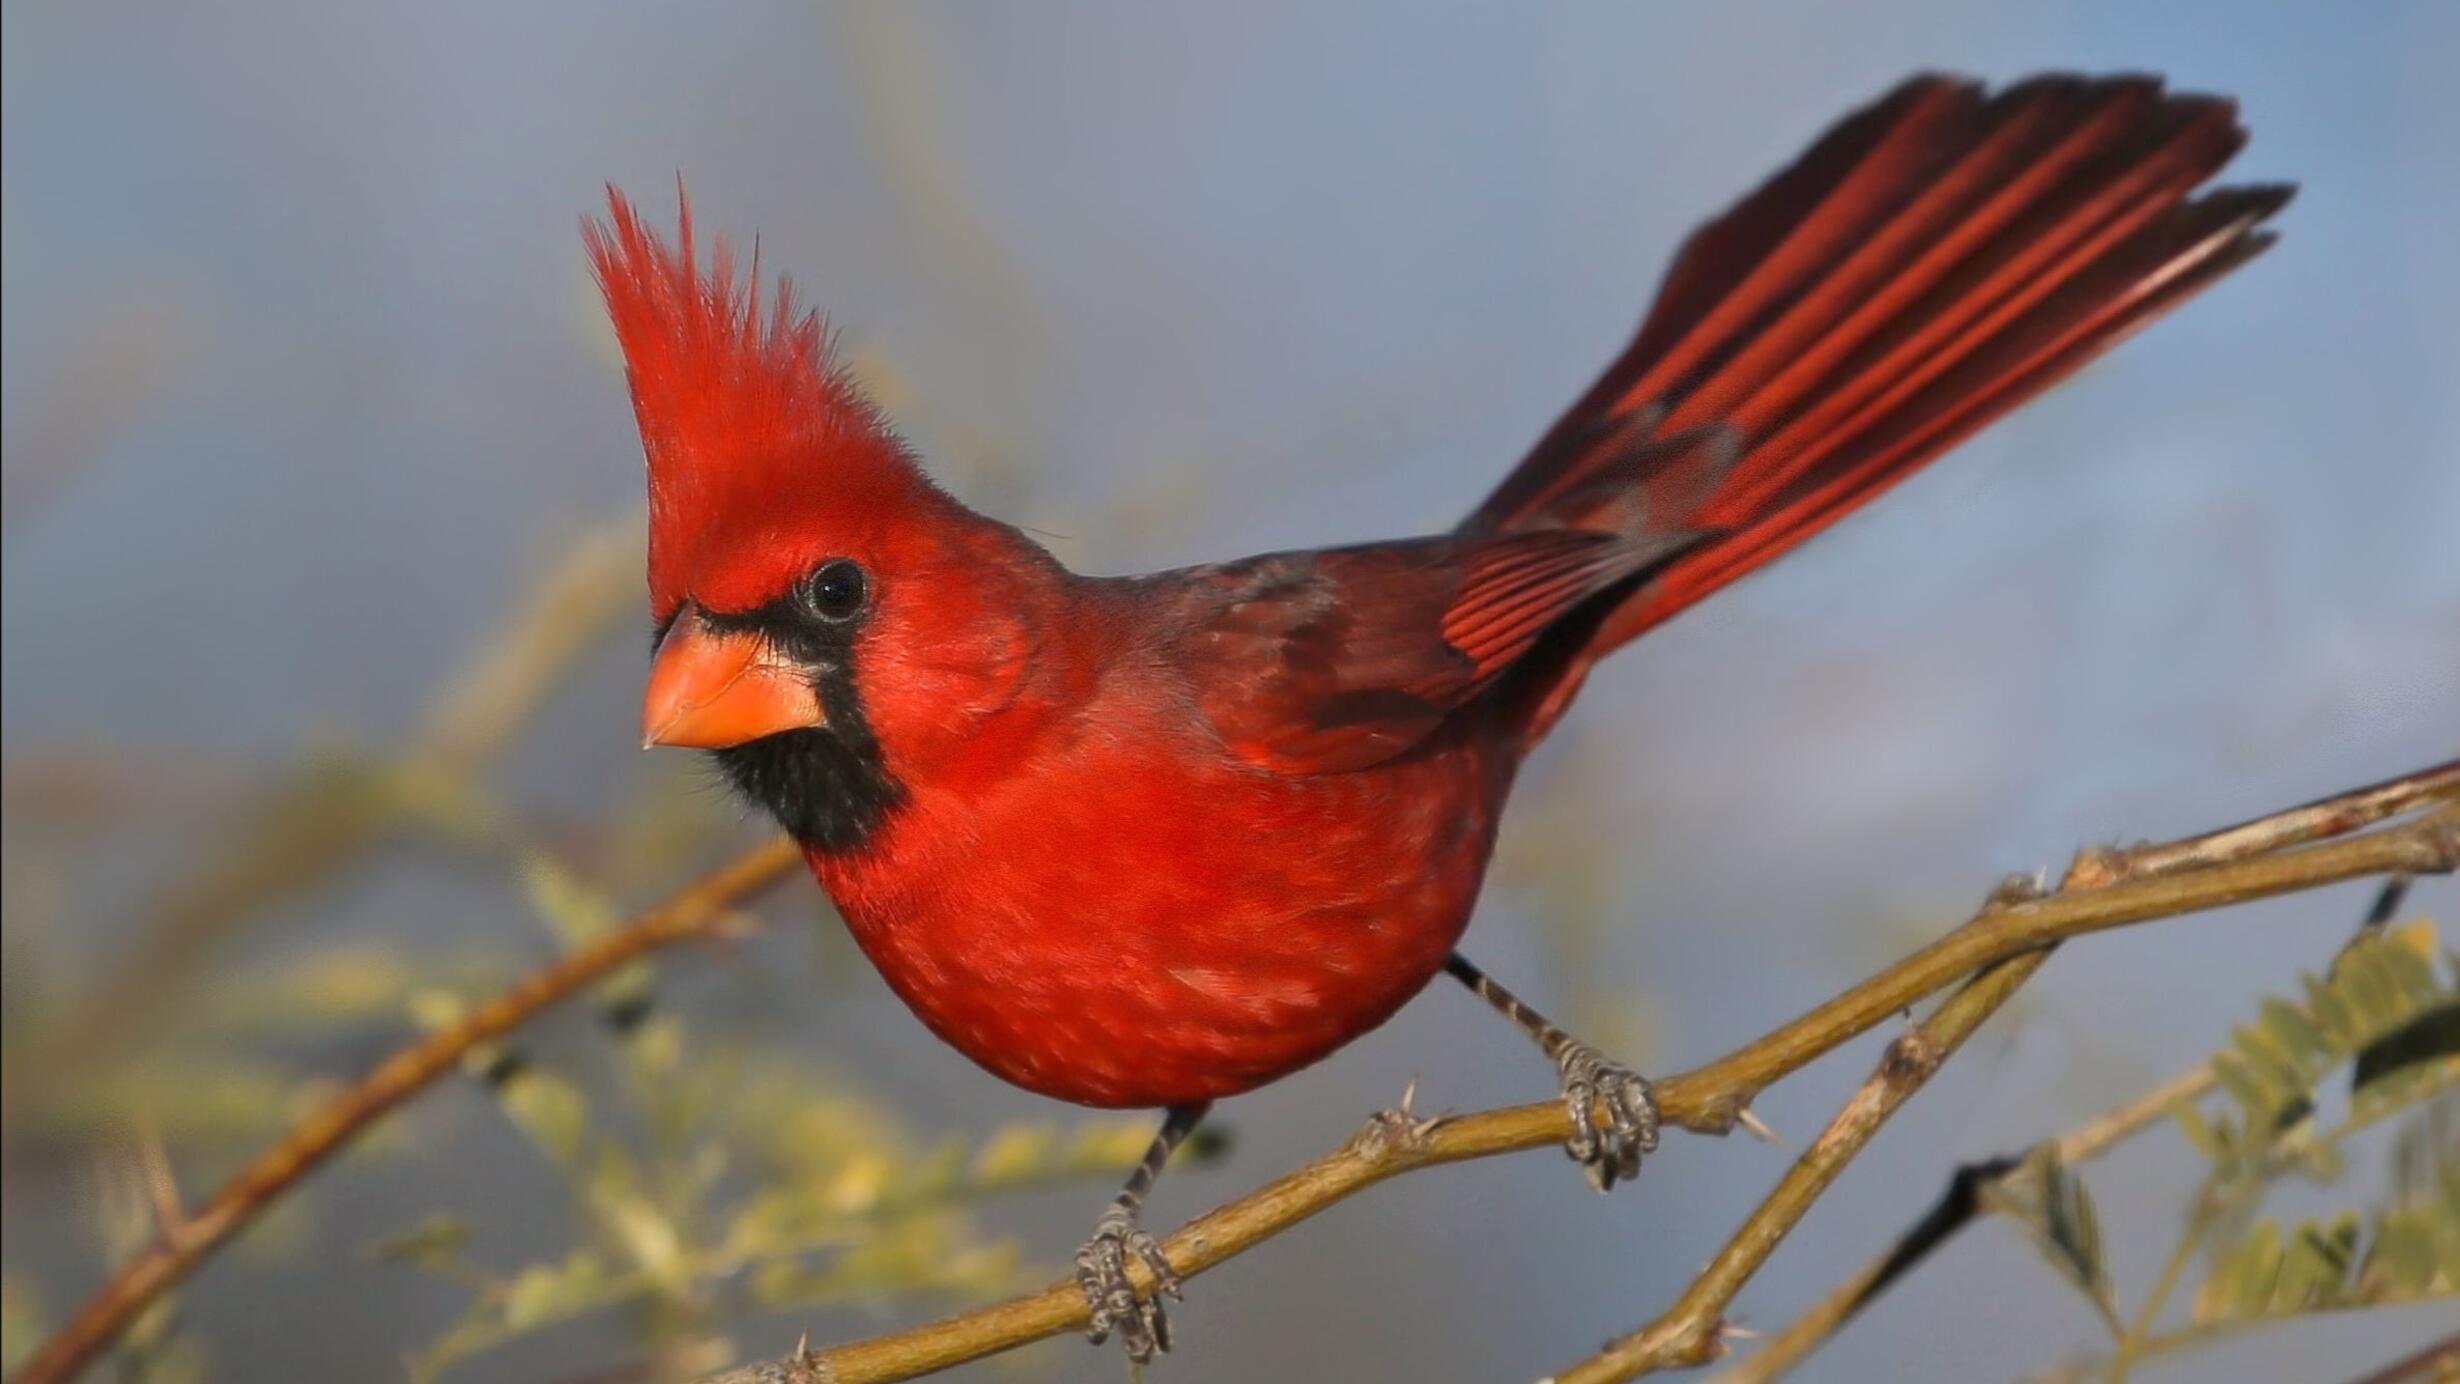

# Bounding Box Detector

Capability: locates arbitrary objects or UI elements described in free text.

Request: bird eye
[801,559,870,622]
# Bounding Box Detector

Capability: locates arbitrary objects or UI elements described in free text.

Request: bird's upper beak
[641,606,826,749]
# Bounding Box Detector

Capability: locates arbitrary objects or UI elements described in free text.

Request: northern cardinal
[590,73,2285,1360]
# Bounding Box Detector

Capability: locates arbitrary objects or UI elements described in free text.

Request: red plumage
[586,189,956,622]
[594,74,2287,1111]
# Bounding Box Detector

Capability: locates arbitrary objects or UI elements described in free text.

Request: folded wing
[1173,529,1693,773]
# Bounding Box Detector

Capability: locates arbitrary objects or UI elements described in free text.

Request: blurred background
[4,2,2455,1381]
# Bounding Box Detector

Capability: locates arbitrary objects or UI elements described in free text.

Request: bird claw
[1557,1041,1659,1192]
[1075,1203,1179,1363]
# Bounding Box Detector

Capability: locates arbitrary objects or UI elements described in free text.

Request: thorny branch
[694,760,2457,1384]
[8,837,802,1384]
[18,763,2453,1384]
[2340,1330,2460,1384]
[1706,875,2418,1384]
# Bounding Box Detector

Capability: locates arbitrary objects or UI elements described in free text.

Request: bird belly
[810,735,1511,1108]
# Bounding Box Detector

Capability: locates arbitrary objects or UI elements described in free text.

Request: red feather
[585,185,943,621]
[1470,74,2289,659]
[606,75,2288,1120]
[1172,528,1695,774]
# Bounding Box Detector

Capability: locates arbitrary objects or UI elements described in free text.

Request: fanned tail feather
[1467,73,2291,657]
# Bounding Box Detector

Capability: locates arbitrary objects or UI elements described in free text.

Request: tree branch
[9,837,802,1384]
[1544,766,2459,1384]
[699,763,2458,1384]
[1706,874,2417,1384]
[22,763,2450,1384]
[2340,1329,2460,1384]
[1563,945,2045,1380]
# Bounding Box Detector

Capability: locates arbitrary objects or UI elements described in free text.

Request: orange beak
[641,606,826,749]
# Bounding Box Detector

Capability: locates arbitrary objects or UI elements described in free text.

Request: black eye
[801,559,870,622]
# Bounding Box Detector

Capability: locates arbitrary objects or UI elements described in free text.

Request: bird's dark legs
[1075,1099,1210,1362]
[1446,952,1658,1190]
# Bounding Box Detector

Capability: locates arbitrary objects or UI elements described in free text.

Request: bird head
[587,187,1055,848]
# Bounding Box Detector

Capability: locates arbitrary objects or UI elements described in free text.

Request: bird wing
[1168,528,1693,774]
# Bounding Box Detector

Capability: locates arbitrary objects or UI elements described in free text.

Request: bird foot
[1557,1041,1659,1191]
[1075,1202,1179,1363]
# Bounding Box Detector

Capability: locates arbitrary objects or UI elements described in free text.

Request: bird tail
[1465,74,2290,663]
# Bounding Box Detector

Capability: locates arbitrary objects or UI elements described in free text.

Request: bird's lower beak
[641,607,825,749]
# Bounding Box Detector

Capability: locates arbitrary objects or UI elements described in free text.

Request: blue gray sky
[5,3,2454,1381]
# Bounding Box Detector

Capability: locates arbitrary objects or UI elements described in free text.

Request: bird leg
[1075,1099,1210,1362]
[1446,952,1658,1190]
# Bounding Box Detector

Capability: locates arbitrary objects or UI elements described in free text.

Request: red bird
[590,73,2286,1359]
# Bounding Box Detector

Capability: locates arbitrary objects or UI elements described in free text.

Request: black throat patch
[687,600,906,855]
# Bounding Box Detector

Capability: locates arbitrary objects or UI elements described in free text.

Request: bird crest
[585,185,931,619]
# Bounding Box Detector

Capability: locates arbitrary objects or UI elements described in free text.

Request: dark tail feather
[1466,73,2290,656]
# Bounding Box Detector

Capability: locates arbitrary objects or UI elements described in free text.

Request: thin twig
[1713,870,2424,1384]
[2106,1176,2219,1384]
[2041,1301,2456,1383]
[695,770,2457,1384]
[1554,824,2151,1380]
[2340,1329,2460,1384]
[25,765,2452,1384]
[8,837,801,1384]
[1568,766,2458,1384]
[1563,945,2043,1380]
[2057,1064,2225,1165]
[1635,811,2451,1133]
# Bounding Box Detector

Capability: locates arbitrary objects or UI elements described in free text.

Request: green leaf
[2212,1053,2270,1127]
[2258,996,2330,1068]
[2170,1098,2231,1162]
[969,1121,1060,1186]
[1,1276,47,1377]
[1982,1145,2122,1333]
[498,1251,612,1330]
[2186,921,2455,1176]
[2359,1209,2435,1296]
[2198,1217,2281,1324]
[518,853,619,948]
[367,1213,475,1276]
[601,1194,690,1299]
[2195,1096,2460,1325]
[407,987,468,1035]
[496,1066,592,1170]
